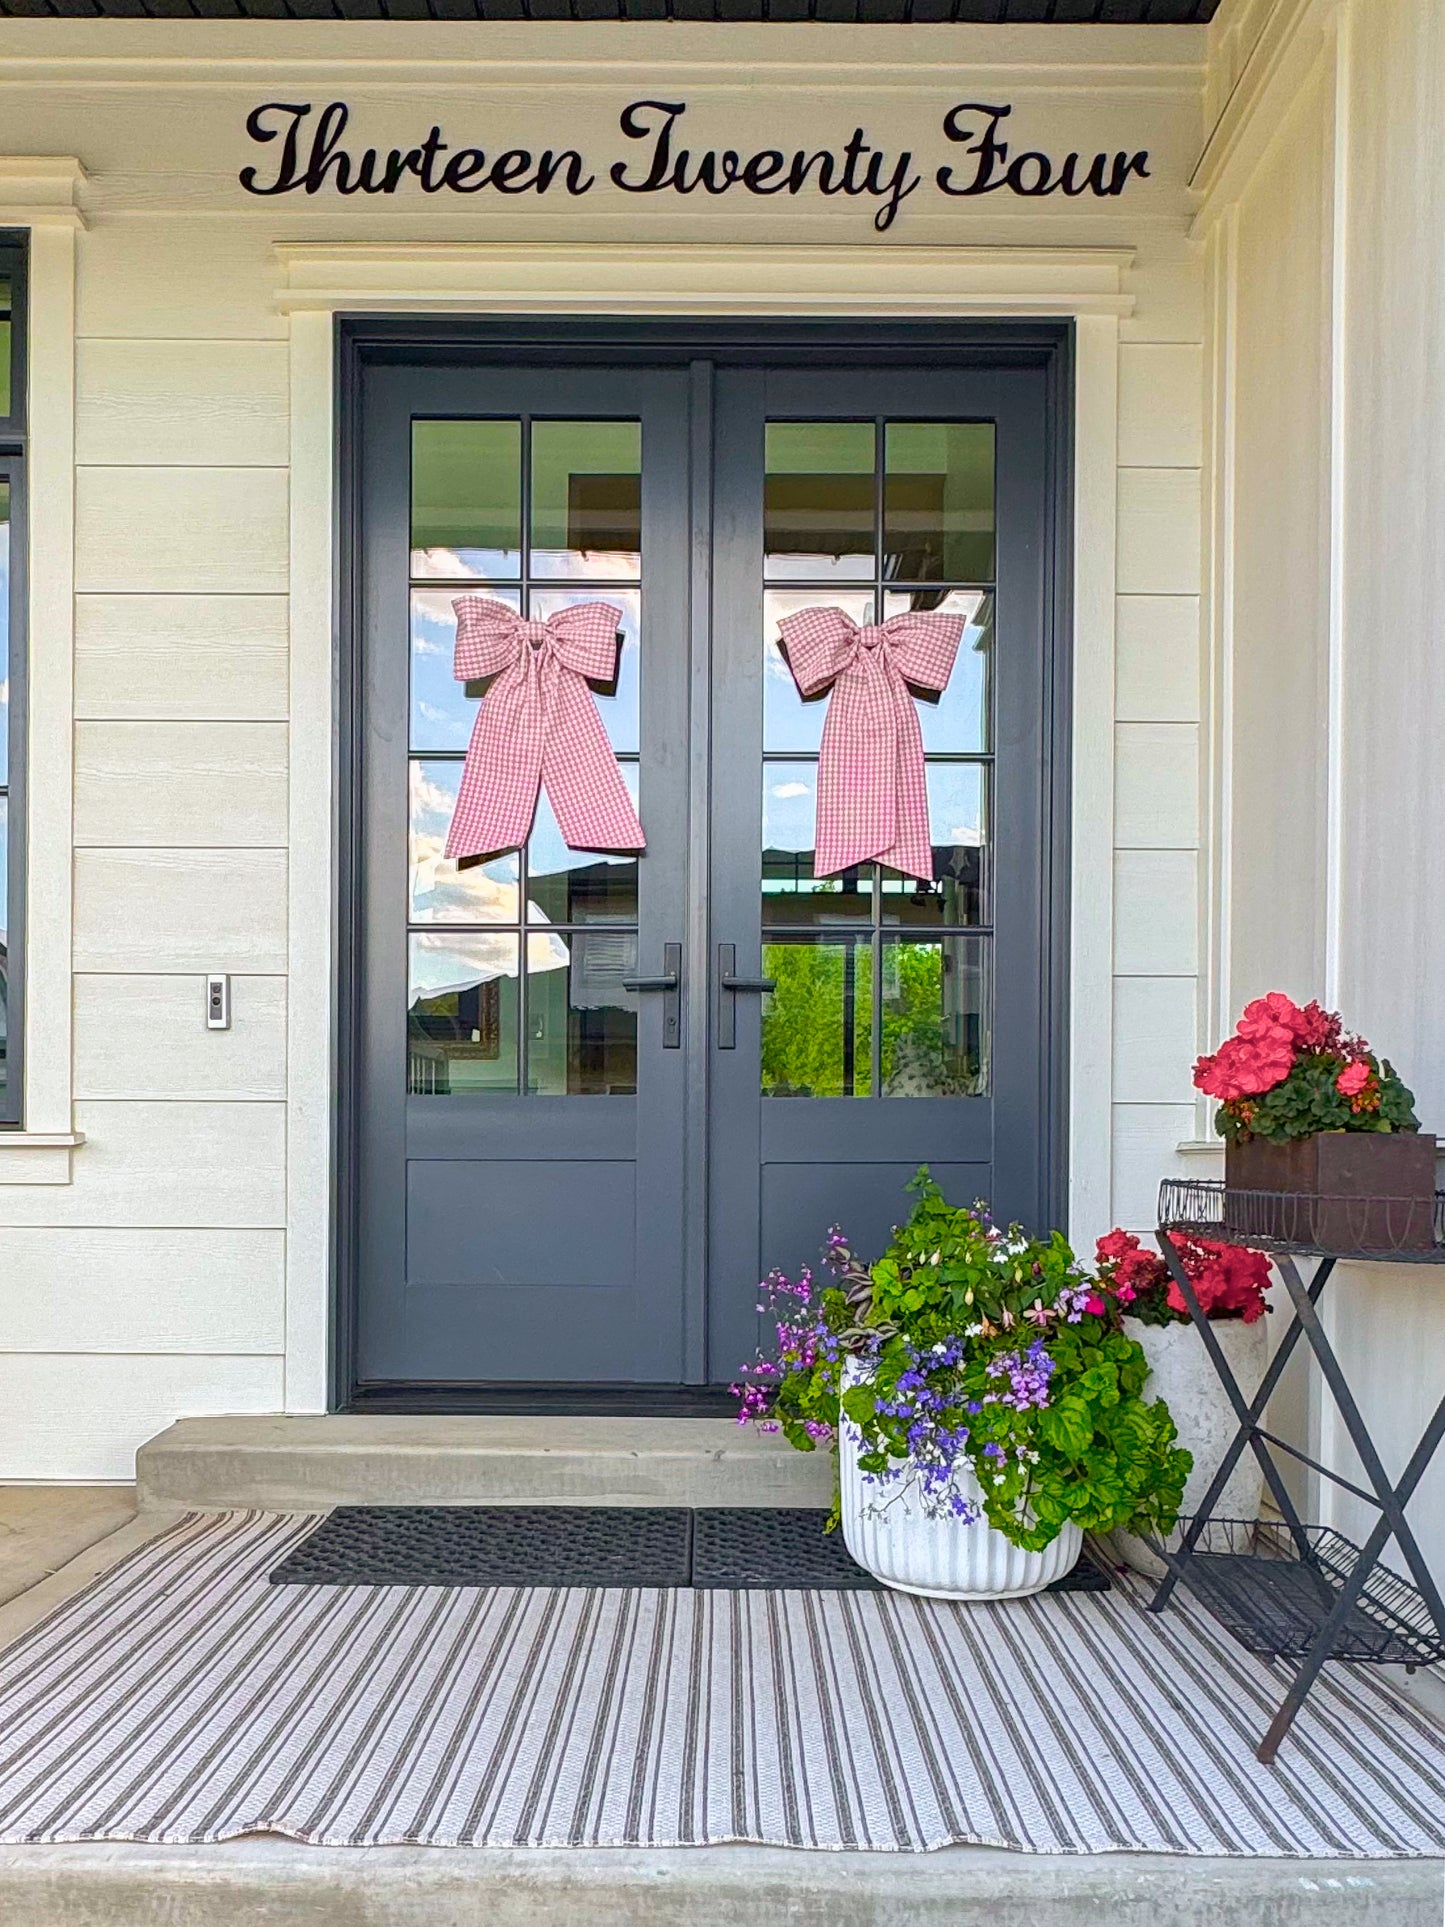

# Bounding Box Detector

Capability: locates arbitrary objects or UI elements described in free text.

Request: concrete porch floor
[0,1485,138,1608]
[0,1487,1441,1927]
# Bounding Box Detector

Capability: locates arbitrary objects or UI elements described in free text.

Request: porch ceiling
[0,0,1218,20]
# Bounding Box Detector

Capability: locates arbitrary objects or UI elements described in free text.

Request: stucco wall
[0,22,1209,1479]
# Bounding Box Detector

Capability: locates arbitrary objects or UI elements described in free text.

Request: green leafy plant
[734,1171,1191,1553]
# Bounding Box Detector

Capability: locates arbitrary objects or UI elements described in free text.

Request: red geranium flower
[1196,992,1416,1145]
[1194,1033,1294,1101]
[1096,1229,1271,1323]
[1094,1228,1169,1306]
[1096,1229,1136,1264]
[1294,1000,1344,1052]
[1166,1238,1272,1323]
[1237,993,1303,1048]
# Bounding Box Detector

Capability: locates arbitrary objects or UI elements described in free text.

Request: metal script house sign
[240,99,1151,229]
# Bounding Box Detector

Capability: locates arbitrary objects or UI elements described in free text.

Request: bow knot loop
[777,605,863,698]
[775,604,966,883]
[444,596,645,862]
[537,600,628,682]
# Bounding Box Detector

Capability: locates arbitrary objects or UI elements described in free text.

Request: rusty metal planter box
[1223,1132,1438,1253]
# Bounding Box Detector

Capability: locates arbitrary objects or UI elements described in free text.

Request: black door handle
[622,942,682,1049]
[716,943,776,1050]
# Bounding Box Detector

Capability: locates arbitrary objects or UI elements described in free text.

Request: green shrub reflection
[761,940,985,1098]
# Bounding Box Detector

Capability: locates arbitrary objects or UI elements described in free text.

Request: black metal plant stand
[1148,1179,1445,1764]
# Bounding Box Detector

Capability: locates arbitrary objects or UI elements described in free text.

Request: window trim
[0,234,28,1129]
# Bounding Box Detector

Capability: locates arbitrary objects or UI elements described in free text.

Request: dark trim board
[349,1382,741,1416]
[0,451,26,1132]
[1041,325,1074,1236]
[1,3,1218,21]
[347,316,1077,368]
[330,313,364,1423]
[0,233,28,1133]
[332,315,1074,1414]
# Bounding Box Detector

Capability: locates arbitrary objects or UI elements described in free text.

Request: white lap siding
[1194,0,1445,1574]
[0,22,1209,1478]
[75,595,290,723]
[1110,290,1206,1235]
[1330,0,1445,1575]
[2,304,291,1473]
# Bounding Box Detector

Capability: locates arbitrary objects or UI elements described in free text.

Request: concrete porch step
[2,1839,1440,1927]
[136,1415,835,1512]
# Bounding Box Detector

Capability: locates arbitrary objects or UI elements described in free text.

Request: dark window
[0,237,28,1126]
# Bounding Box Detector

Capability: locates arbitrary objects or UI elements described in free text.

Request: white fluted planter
[838,1365,1082,1601]
[1110,1313,1269,1580]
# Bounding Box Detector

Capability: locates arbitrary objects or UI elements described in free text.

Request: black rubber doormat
[269,1506,1112,1593]
[269,1506,692,1588]
[692,1507,880,1589]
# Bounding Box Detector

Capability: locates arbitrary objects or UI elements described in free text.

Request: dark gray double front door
[354,351,1059,1395]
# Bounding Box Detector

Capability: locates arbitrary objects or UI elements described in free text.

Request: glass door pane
[758,417,995,1099]
[0,478,10,1108]
[406,417,643,1098]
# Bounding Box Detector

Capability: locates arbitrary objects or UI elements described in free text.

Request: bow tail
[870,693,934,884]
[541,676,646,854]
[444,672,546,860]
[814,680,900,877]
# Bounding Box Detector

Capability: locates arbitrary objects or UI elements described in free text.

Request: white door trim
[281,240,1127,1408]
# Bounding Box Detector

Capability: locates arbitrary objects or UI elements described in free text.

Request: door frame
[331,316,1074,1414]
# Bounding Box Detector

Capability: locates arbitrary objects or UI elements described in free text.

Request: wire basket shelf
[1157,1177,1445,1260]
[1165,1518,1445,1667]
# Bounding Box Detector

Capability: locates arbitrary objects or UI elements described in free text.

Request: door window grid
[761,418,995,1099]
[406,417,642,1097]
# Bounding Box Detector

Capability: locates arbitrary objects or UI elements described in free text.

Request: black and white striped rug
[0,1510,1442,1856]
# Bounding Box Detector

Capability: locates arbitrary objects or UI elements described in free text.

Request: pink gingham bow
[444,597,645,861]
[776,605,965,883]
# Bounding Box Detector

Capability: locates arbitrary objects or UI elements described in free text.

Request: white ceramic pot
[838,1363,1083,1601]
[1111,1313,1269,1579]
